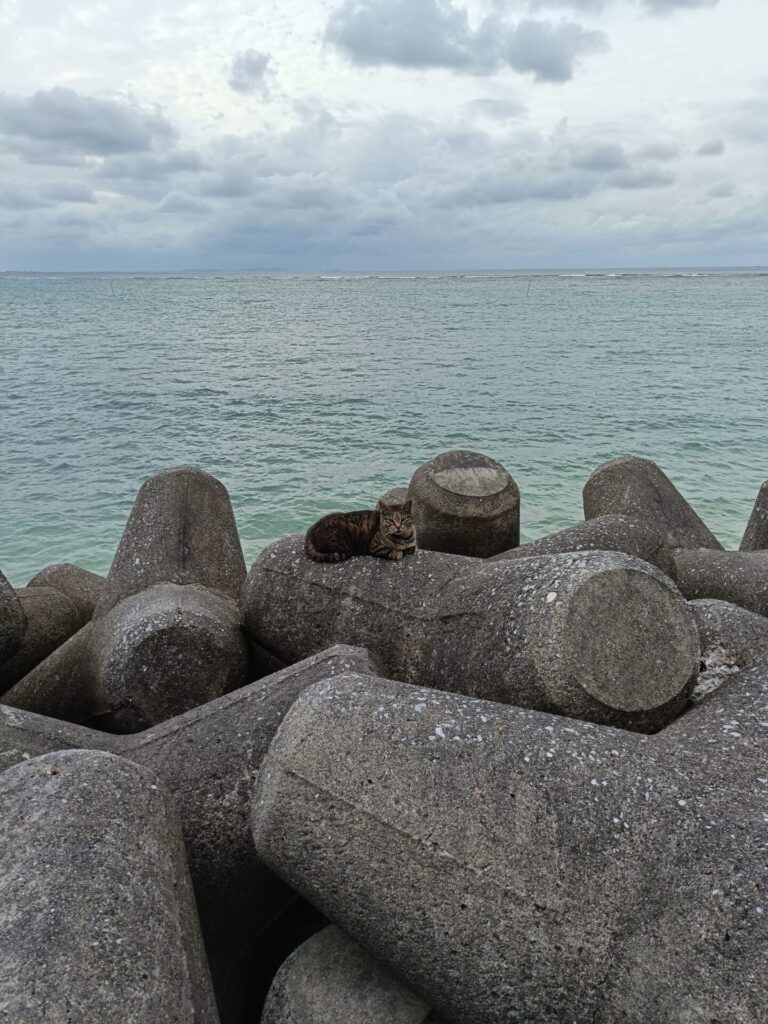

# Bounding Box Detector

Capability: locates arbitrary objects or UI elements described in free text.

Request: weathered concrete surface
[583,456,723,552]
[90,584,249,730]
[252,671,768,1024]
[490,514,668,572]
[262,926,438,1024]
[741,480,768,551]
[244,536,699,731]
[671,549,768,618]
[3,583,250,731]
[0,587,81,694]
[121,645,380,987]
[0,647,373,948]
[95,466,246,618]
[0,749,219,1024]
[27,562,106,625]
[690,599,768,667]
[408,450,520,557]
[0,624,96,721]
[0,569,25,667]
[0,647,376,1019]
[243,538,473,685]
[379,486,410,506]
[0,702,118,774]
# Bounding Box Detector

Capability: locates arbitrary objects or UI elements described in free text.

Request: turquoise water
[1,269,766,587]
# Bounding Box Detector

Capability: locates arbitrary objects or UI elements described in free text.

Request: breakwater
[1,450,767,1023]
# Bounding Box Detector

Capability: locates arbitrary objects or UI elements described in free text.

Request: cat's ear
[377,499,391,512]
[402,499,412,513]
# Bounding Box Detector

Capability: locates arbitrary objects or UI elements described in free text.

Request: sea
[1,268,766,587]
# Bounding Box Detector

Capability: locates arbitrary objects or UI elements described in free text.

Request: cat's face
[377,499,416,548]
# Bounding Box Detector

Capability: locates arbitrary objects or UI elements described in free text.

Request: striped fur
[305,500,416,563]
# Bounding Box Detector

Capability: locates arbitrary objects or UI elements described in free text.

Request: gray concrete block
[244,536,699,731]
[0,587,81,695]
[583,456,723,552]
[251,669,768,1024]
[671,549,768,618]
[0,646,377,1014]
[689,598,768,704]
[0,748,219,1024]
[90,583,249,730]
[379,486,410,506]
[3,583,250,730]
[690,599,768,667]
[408,450,520,557]
[95,466,246,618]
[741,480,768,551]
[0,624,96,722]
[490,513,669,574]
[262,926,437,1024]
[27,562,106,625]
[0,568,25,668]
[122,645,380,985]
[0,702,118,774]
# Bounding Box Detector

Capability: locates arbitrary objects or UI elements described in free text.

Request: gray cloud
[157,191,211,213]
[608,166,675,189]
[530,0,718,12]
[637,141,680,161]
[696,138,725,156]
[0,181,48,209]
[228,49,273,96]
[0,88,174,160]
[570,142,628,171]
[41,181,96,203]
[325,0,609,82]
[465,97,527,121]
[0,93,758,271]
[640,0,718,13]
[100,149,204,180]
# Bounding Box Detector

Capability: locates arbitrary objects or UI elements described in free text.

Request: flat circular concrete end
[95,586,249,730]
[409,450,520,557]
[565,567,699,712]
[415,450,516,506]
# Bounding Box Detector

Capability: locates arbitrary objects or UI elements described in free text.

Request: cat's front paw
[388,549,404,560]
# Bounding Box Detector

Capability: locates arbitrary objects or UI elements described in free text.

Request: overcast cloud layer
[0,0,765,269]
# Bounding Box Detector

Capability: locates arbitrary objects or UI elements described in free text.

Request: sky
[0,0,766,270]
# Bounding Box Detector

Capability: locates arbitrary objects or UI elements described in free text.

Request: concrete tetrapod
[251,669,768,1024]
[0,569,25,667]
[690,598,768,667]
[583,456,723,552]
[27,561,106,625]
[3,583,250,730]
[95,466,246,618]
[121,645,380,993]
[489,514,668,572]
[0,587,81,694]
[379,486,410,506]
[0,703,119,774]
[0,645,379,1017]
[244,537,699,731]
[408,450,520,557]
[671,549,768,618]
[741,480,768,551]
[0,749,219,1024]
[262,926,440,1024]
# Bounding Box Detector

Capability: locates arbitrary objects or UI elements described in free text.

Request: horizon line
[1,264,766,275]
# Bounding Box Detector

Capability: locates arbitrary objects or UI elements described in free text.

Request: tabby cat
[305,499,417,562]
